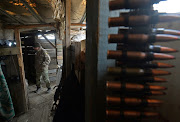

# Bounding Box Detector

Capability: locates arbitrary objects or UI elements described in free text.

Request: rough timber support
[14,29,28,113]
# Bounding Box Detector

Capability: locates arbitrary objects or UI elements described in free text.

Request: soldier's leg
[36,72,42,88]
[42,69,51,88]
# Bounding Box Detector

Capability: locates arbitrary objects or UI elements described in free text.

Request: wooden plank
[41,44,56,49]
[50,59,57,64]
[38,40,55,44]
[46,50,56,54]
[71,23,86,26]
[64,0,72,77]
[45,49,56,51]
[0,47,20,56]
[20,30,56,37]
[57,49,63,52]
[49,64,57,70]
[49,77,56,82]
[57,51,63,55]
[0,8,24,24]
[57,56,63,60]
[56,43,62,46]
[7,82,26,116]
[55,33,60,67]
[49,72,56,77]
[5,23,55,29]
[41,34,56,49]
[86,0,117,122]
[71,42,81,71]
[15,29,28,113]
[48,69,56,74]
[49,54,56,58]
[55,34,58,67]
[48,51,56,54]
[20,0,45,23]
[85,0,103,121]
[38,41,55,44]
[51,57,57,60]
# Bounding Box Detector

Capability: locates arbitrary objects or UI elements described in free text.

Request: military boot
[35,87,41,93]
[46,88,51,93]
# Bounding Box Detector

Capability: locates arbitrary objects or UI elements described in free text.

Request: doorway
[12,30,63,122]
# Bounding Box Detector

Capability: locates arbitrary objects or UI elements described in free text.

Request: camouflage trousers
[36,69,50,88]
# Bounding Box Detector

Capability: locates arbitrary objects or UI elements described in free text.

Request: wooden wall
[0,25,28,115]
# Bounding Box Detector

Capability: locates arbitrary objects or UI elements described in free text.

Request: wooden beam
[4,23,55,29]
[64,0,72,77]
[41,34,56,49]
[14,29,28,112]
[38,30,56,35]
[86,0,101,121]
[71,23,86,26]
[0,47,20,56]
[0,8,25,24]
[20,0,45,23]
[86,0,117,121]
[21,30,56,37]
[80,10,86,24]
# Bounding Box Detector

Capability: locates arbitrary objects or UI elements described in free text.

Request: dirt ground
[12,82,57,122]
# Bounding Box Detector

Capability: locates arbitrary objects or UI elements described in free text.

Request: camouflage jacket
[35,48,51,72]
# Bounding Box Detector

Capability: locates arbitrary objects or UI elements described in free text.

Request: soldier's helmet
[34,42,41,47]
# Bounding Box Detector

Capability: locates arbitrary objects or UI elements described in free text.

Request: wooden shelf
[0,47,20,56]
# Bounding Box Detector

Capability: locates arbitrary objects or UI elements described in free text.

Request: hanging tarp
[53,65,84,122]
[0,64,15,121]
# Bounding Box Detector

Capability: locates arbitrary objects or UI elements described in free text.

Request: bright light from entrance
[154,0,180,13]
[38,34,55,40]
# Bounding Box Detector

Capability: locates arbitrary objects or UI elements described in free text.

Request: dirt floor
[12,82,57,122]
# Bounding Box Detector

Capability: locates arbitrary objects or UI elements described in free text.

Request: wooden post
[41,34,56,49]
[86,0,117,121]
[5,23,55,29]
[0,47,20,55]
[71,23,86,26]
[14,29,28,112]
[55,32,63,65]
[64,0,71,76]
[86,0,99,121]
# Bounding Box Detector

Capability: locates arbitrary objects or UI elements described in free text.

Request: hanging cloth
[0,64,15,121]
[53,64,85,122]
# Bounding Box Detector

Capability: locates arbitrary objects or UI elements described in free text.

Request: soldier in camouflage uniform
[34,42,51,93]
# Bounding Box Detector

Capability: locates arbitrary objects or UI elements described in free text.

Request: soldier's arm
[42,51,51,66]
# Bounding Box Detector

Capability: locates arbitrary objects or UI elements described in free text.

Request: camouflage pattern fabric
[36,69,50,88]
[0,64,15,121]
[35,47,51,72]
[35,47,51,88]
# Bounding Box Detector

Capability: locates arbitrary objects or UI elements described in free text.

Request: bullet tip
[157,62,175,68]
[154,53,176,60]
[168,55,176,59]
[174,49,178,52]
[170,49,178,52]
[152,70,171,76]
[169,55,176,59]
[160,47,178,53]
[154,77,167,82]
